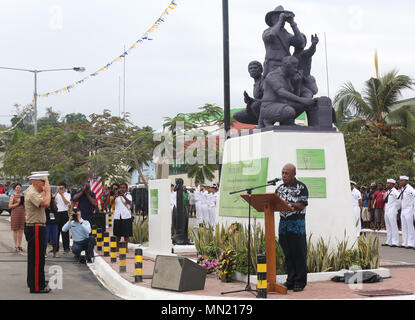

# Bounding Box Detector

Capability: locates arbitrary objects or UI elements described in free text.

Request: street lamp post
[0,66,85,134]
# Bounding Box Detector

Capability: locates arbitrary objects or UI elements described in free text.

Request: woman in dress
[9,183,25,252]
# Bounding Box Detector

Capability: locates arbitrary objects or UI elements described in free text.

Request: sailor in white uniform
[399,176,415,249]
[200,185,209,226]
[194,181,202,226]
[351,181,362,237]
[383,178,401,247]
[206,186,217,228]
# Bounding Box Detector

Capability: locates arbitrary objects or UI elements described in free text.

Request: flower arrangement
[197,255,219,274]
[215,249,236,282]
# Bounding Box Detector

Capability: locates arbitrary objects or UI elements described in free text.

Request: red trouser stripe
[35,226,39,292]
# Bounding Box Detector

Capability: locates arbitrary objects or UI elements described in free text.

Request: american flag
[90,176,103,206]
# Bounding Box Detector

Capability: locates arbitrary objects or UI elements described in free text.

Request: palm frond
[378,70,415,113]
[333,82,373,120]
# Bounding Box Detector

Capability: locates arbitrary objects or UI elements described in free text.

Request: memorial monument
[219,5,357,250]
[233,5,336,130]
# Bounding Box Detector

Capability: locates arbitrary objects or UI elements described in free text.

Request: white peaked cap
[387,179,396,184]
[350,181,356,185]
[28,171,50,181]
[400,176,409,180]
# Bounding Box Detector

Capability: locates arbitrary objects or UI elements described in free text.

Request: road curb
[87,252,239,300]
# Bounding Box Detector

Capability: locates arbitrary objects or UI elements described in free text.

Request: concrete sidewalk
[88,225,415,300]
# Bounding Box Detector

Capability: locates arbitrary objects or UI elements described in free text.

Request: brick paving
[95,225,415,299]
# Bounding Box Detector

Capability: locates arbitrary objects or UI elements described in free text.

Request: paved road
[0,212,120,300]
[374,232,415,265]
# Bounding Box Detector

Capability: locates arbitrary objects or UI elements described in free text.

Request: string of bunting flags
[0,0,178,137]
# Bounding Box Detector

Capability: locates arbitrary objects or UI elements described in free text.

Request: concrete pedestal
[218,130,356,249]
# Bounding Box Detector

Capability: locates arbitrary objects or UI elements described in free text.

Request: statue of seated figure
[233,61,264,125]
[258,55,317,128]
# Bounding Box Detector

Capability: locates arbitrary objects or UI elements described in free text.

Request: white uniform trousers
[208,206,216,228]
[401,208,415,247]
[354,206,361,237]
[195,202,203,225]
[200,204,209,226]
[385,208,399,246]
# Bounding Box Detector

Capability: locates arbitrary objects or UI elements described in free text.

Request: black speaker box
[151,255,207,292]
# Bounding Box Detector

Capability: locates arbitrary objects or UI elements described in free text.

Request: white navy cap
[387,178,396,184]
[28,171,50,181]
[350,180,356,185]
[400,176,409,181]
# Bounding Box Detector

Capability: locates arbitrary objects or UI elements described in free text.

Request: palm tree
[186,162,216,184]
[334,68,415,146]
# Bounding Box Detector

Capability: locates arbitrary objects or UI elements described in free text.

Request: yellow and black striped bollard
[92,225,97,245]
[103,232,110,257]
[108,213,112,228]
[256,254,267,299]
[97,228,103,251]
[119,241,127,273]
[110,236,117,263]
[134,248,143,282]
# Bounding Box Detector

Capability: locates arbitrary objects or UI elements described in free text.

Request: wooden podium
[241,193,293,295]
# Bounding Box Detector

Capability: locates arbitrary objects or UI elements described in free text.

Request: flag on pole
[90,176,103,206]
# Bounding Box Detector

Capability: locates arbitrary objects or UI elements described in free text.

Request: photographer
[62,208,95,263]
[111,183,133,252]
[72,183,97,223]
[54,182,71,253]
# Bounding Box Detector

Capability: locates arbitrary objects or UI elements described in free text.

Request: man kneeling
[62,209,95,263]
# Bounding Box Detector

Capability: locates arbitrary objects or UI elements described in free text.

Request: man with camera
[72,183,97,223]
[62,208,95,263]
[111,183,133,252]
[54,182,71,253]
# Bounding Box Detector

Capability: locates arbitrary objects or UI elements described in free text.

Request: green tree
[334,69,415,146]
[344,128,415,186]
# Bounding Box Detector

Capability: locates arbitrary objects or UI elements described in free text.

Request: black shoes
[293,286,304,292]
[30,286,51,294]
[283,282,294,290]
[381,243,389,247]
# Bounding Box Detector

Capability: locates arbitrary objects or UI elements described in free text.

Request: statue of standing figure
[234,5,335,130]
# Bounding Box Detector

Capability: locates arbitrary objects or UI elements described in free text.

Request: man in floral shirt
[275,163,309,292]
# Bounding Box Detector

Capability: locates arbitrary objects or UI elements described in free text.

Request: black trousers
[24,225,46,292]
[72,236,96,260]
[56,211,70,251]
[279,232,308,288]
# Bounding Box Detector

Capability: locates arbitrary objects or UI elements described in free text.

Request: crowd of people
[170,180,220,228]
[351,176,415,249]
[5,173,138,294]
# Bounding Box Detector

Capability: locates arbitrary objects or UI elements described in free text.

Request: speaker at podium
[151,255,207,292]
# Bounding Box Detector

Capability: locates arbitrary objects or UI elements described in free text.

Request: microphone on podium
[267,177,281,185]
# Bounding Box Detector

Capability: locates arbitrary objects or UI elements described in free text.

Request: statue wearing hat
[263,5,305,77]
[233,5,336,130]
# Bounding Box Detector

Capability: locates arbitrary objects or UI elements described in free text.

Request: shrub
[130,216,149,244]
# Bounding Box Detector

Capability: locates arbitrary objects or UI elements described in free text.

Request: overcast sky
[0,0,414,130]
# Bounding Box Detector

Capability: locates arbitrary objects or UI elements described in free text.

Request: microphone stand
[221,180,278,296]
